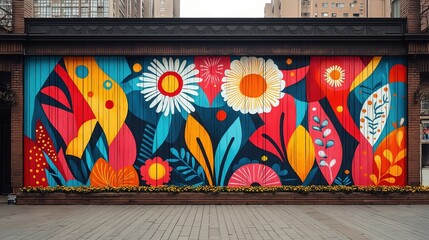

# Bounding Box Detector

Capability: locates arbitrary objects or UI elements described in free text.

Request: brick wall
[12,0,25,33]
[402,0,429,185]
[10,58,23,192]
[408,57,422,186]
[401,0,422,33]
[9,0,25,192]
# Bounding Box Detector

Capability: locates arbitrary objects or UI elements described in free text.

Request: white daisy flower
[137,57,201,116]
[221,57,285,114]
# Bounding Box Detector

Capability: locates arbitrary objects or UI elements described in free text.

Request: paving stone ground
[0,195,428,239]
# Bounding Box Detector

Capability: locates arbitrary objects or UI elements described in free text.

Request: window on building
[301,12,310,17]
[315,3,317,8]
[322,12,328,17]
[353,13,360,17]
[391,0,400,18]
[350,3,355,8]
[343,13,348,17]
[332,13,337,17]
[332,3,335,8]
[322,3,328,8]
[336,3,345,8]
[315,12,318,17]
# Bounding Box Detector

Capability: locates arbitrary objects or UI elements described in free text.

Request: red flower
[140,157,172,186]
[228,164,281,187]
[194,56,230,106]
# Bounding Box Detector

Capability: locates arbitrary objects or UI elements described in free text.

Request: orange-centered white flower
[324,65,345,87]
[221,57,285,114]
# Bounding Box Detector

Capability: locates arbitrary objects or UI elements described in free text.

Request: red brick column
[12,0,25,33]
[401,0,422,33]
[407,57,421,186]
[8,1,26,192]
[10,57,23,192]
[402,0,425,185]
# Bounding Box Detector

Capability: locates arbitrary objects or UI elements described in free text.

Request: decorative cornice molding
[25,18,407,42]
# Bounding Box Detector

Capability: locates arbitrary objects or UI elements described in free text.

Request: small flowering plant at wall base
[19,185,429,194]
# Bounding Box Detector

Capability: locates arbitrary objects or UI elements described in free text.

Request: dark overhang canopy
[24,18,407,42]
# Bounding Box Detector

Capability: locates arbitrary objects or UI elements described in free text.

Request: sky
[181,0,271,18]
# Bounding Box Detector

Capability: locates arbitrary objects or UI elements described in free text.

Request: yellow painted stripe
[350,56,382,92]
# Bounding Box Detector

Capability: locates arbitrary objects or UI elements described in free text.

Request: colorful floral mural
[24,56,407,187]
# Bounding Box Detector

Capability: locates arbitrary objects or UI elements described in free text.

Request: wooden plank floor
[1,196,429,239]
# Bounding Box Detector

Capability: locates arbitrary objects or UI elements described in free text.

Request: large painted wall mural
[24,56,407,187]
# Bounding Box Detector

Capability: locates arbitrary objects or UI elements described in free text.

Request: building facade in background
[265,0,391,18]
[143,0,180,18]
[421,0,429,31]
[32,0,143,18]
[0,0,13,32]
[32,0,180,18]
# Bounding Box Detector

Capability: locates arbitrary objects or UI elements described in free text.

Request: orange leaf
[395,149,406,163]
[369,174,379,185]
[396,129,404,148]
[286,125,315,182]
[382,177,396,184]
[374,155,382,172]
[184,115,214,186]
[90,158,117,187]
[383,150,393,164]
[373,126,407,186]
[388,165,403,177]
[117,166,139,186]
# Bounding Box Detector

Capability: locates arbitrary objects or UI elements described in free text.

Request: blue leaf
[233,158,252,172]
[191,156,195,169]
[185,175,198,181]
[334,178,342,185]
[45,171,59,187]
[313,116,320,123]
[170,148,180,159]
[84,148,95,171]
[152,115,172,154]
[295,99,308,127]
[272,164,281,173]
[197,166,205,180]
[43,152,66,185]
[321,120,329,128]
[193,181,204,186]
[279,170,288,176]
[180,148,186,159]
[302,167,318,186]
[193,88,211,108]
[314,138,324,146]
[167,158,180,163]
[215,117,242,186]
[169,149,206,184]
[312,126,321,131]
[95,136,108,160]
[137,124,155,165]
[64,179,86,187]
[177,166,188,171]
[210,93,227,108]
[326,140,334,148]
